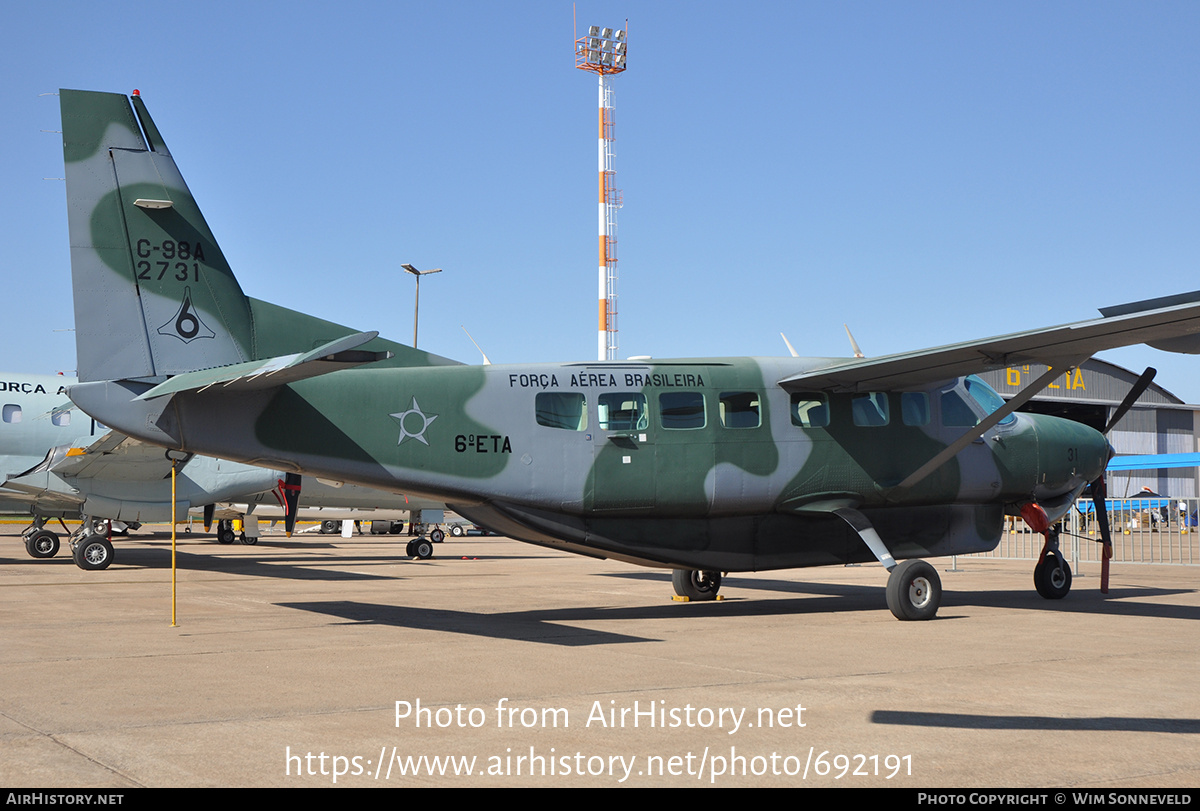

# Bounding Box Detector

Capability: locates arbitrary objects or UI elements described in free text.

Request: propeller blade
[1104,367,1156,434]
[1089,474,1112,594]
[203,503,214,532]
[279,473,302,536]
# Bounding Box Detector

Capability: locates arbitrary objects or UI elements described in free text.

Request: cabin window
[941,391,978,426]
[901,392,930,426]
[52,411,71,427]
[660,392,705,430]
[598,392,648,431]
[719,392,761,428]
[790,393,829,428]
[852,393,889,426]
[2,404,21,424]
[535,392,587,431]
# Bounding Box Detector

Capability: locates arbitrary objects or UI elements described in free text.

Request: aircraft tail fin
[61,89,458,384]
[62,89,254,382]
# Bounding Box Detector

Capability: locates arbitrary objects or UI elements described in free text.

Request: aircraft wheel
[405,540,417,557]
[1034,552,1072,599]
[216,522,236,544]
[240,534,257,546]
[91,518,109,535]
[320,520,339,534]
[413,538,434,560]
[430,528,445,543]
[886,559,941,621]
[73,536,114,571]
[25,530,60,559]
[672,569,722,601]
[450,525,464,537]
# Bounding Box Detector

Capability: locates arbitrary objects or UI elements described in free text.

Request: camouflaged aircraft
[58,89,1200,619]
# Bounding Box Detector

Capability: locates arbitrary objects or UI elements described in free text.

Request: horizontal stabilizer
[137,331,392,400]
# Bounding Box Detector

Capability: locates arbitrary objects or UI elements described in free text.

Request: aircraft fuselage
[69,356,1109,571]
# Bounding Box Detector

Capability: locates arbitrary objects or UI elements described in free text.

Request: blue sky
[4,2,1200,401]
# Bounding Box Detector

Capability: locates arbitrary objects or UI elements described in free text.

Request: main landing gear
[832,507,944,620]
[885,559,942,621]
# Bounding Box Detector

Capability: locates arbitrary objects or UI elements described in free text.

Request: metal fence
[977,497,1200,569]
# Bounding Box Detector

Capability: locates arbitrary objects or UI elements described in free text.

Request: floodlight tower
[576,22,627,361]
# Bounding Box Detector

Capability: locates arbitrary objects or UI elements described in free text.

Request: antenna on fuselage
[780,333,799,358]
[844,325,865,358]
[460,326,492,365]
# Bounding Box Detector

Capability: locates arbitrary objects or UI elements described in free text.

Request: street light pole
[401,263,442,348]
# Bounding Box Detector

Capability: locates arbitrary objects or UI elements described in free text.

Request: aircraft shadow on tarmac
[277,590,919,647]
[277,600,661,646]
[871,710,1200,734]
[605,570,1200,622]
[4,536,407,581]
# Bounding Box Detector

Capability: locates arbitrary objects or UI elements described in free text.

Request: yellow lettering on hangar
[1003,366,1086,391]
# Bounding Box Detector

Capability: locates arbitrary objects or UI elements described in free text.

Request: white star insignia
[390,397,438,446]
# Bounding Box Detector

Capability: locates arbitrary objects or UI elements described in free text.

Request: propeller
[276,473,302,536]
[1088,366,1156,594]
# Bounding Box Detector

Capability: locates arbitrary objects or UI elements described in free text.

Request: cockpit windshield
[964,375,1016,425]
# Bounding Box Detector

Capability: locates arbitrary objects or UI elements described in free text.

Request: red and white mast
[576,23,627,361]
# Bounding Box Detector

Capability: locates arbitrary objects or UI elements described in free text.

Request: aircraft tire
[430,528,445,543]
[413,539,434,560]
[25,530,60,559]
[320,520,339,534]
[216,522,236,544]
[73,535,114,571]
[1034,553,1071,599]
[886,559,940,621]
[672,569,722,601]
[451,525,464,537]
[240,534,257,546]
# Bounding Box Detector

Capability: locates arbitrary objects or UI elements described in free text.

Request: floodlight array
[576,24,627,74]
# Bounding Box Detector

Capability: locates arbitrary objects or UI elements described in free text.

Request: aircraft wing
[45,431,186,481]
[2,431,188,507]
[779,291,1200,392]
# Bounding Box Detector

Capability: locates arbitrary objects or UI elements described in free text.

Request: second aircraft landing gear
[67,517,114,570]
[24,527,60,559]
[672,569,723,601]
[73,535,114,570]
[216,520,236,544]
[406,538,434,560]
